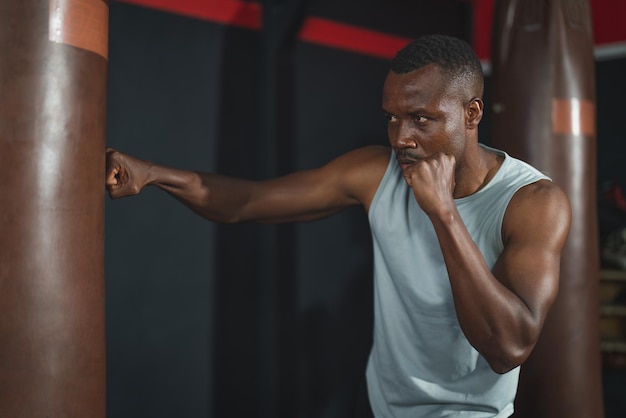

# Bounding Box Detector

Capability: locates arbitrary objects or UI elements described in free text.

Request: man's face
[382,64,469,170]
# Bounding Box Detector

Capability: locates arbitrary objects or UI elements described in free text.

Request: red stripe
[114,0,411,59]
[592,0,626,46]
[470,0,495,61]
[298,17,411,60]
[115,0,261,30]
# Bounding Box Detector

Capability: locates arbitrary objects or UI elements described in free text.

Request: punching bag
[0,1,109,416]
[490,0,603,417]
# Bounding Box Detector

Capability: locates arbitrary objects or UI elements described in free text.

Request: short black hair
[391,34,483,92]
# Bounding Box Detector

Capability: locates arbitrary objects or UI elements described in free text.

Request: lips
[397,159,414,171]
[395,151,421,171]
[396,149,424,160]
[396,151,431,172]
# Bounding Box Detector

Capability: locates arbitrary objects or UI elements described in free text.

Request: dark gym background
[104,1,626,417]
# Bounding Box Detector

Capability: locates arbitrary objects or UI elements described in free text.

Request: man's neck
[453,145,504,199]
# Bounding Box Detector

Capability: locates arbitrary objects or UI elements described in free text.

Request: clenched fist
[105,148,152,199]
[402,152,456,217]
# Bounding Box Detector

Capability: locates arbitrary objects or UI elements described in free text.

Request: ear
[466,98,484,129]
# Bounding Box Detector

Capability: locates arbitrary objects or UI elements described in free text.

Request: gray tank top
[366,145,550,417]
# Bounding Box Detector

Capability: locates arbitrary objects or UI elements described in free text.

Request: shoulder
[508,179,570,215]
[323,145,392,208]
[502,179,571,246]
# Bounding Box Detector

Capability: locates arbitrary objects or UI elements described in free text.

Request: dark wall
[105,5,223,417]
[595,57,626,266]
[596,57,626,186]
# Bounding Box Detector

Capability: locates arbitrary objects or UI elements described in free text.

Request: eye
[384,112,398,123]
[413,115,427,124]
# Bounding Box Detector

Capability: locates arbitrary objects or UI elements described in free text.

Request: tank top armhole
[367,150,396,223]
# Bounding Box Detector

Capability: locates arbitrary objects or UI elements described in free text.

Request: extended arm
[105,146,388,224]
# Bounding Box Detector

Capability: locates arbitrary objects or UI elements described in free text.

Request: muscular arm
[406,154,571,374]
[106,146,389,224]
[433,181,569,373]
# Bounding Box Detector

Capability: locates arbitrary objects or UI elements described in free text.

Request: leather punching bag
[0,1,108,416]
[490,0,603,417]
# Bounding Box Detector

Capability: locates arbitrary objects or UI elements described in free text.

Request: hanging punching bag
[0,1,108,416]
[490,0,603,417]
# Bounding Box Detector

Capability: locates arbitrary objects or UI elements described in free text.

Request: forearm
[146,163,254,223]
[430,207,537,373]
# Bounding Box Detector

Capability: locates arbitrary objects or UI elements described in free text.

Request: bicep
[240,146,389,223]
[492,181,571,321]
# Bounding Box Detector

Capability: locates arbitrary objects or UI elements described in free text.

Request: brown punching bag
[490,0,603,417]
[0,1,108,417]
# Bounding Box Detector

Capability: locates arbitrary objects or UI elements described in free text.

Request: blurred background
[103,1,626,417]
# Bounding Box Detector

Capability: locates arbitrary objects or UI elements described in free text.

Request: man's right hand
[105,148,152,199]
[403,152,457,218]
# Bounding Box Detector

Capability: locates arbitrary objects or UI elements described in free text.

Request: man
[106,34,571,417]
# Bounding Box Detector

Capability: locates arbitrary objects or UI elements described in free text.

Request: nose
[389,120,417,149]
